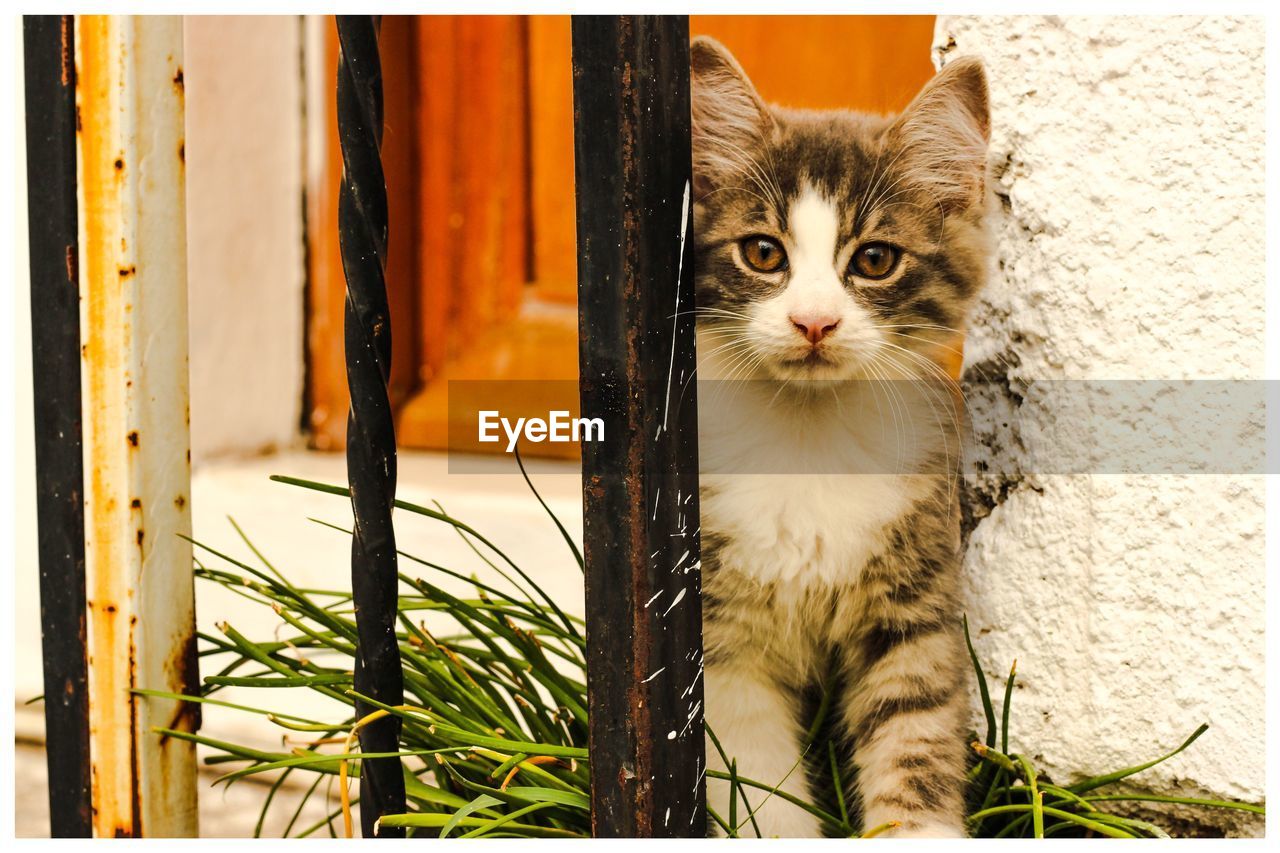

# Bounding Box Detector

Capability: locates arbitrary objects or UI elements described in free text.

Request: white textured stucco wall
[936,16,1265,833]
[184,17,306,464]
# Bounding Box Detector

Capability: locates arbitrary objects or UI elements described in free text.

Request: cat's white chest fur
[695,377,930,588]
[702,472,920,587]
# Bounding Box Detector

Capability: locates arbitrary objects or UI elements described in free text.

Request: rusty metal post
[76,15,199,837]
[335,15,407,837]
[23,14,93,838]
[571,15,706,837]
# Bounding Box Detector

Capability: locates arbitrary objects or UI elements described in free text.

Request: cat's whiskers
[861,146,918,216]
[873,189,950,246]
[885,330,965,359]
[719,136,787,212]
[874,321,1020,375]
[682,332,757,402]
[692,306,758,324]
[863,349,957,513]
[870,340,967,505]
[853,137,892,227]
[696,183,773,209]
[873,322,965,335]
[707,136,787,214]
[766,374,796,411]
[858,352,910,476]
[704,156,780,216]
[856,137,913,226]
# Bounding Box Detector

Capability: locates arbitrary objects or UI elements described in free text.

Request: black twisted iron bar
[335,15,407,837]
[23,14,94,838]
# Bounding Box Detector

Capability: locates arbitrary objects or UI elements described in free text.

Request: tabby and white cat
[690,37,991,838]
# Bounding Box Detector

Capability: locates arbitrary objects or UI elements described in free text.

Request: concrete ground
[15,734,334,838]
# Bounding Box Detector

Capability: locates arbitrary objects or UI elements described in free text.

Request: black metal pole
[571,15,706,838]
[335,15,406,837]
[22,14,94,839]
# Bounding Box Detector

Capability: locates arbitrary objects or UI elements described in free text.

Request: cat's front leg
[840,623,969,838]
[704,660,823,838]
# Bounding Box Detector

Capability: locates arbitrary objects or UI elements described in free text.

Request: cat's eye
[850,243,901,280]
[739,236,787,273]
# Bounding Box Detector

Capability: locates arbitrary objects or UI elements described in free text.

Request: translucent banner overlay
[443,379,1272,476]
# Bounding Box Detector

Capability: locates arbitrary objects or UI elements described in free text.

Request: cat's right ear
[690,36,774,196]
[887,55,990,213]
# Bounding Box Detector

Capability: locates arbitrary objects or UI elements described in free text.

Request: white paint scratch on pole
[661,180,691,434]
[77,14,198,837]
[661,587,687,617]
[642,666,667,683]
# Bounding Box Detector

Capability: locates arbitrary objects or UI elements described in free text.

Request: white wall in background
[938,16,1264,834]
[184,16,306,464]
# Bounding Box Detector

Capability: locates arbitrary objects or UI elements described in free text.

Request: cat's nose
[789,313,840,344]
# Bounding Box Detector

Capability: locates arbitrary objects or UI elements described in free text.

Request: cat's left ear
[690,36,775,197]
[888,56,990,212]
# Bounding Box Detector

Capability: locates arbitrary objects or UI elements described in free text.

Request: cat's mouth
[770,347,857,380]
[780,350,836,368]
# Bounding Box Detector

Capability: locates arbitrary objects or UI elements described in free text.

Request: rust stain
[130,498,141,509]
[79,15,139,836]
[80,13,130,837]
[177,141,184,164]
[171,66,183,92]
[118,265,136,278]
[128,629,141,838]
[157,632,201,744]
[59,16,72,86]
[64,244,77,284]
[127,431,138,447]
[173,494,186,509]
[619,45,657,831]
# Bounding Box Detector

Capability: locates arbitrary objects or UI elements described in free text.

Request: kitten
[690,37,991,838]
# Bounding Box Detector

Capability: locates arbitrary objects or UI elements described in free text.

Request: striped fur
[691,37,991,838]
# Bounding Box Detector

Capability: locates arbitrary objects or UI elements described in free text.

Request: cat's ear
[888,55,990,212]
[690,36,774,195]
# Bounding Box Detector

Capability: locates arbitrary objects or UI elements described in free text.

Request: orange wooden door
[395,16,557,454]
[307,16,937,455]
